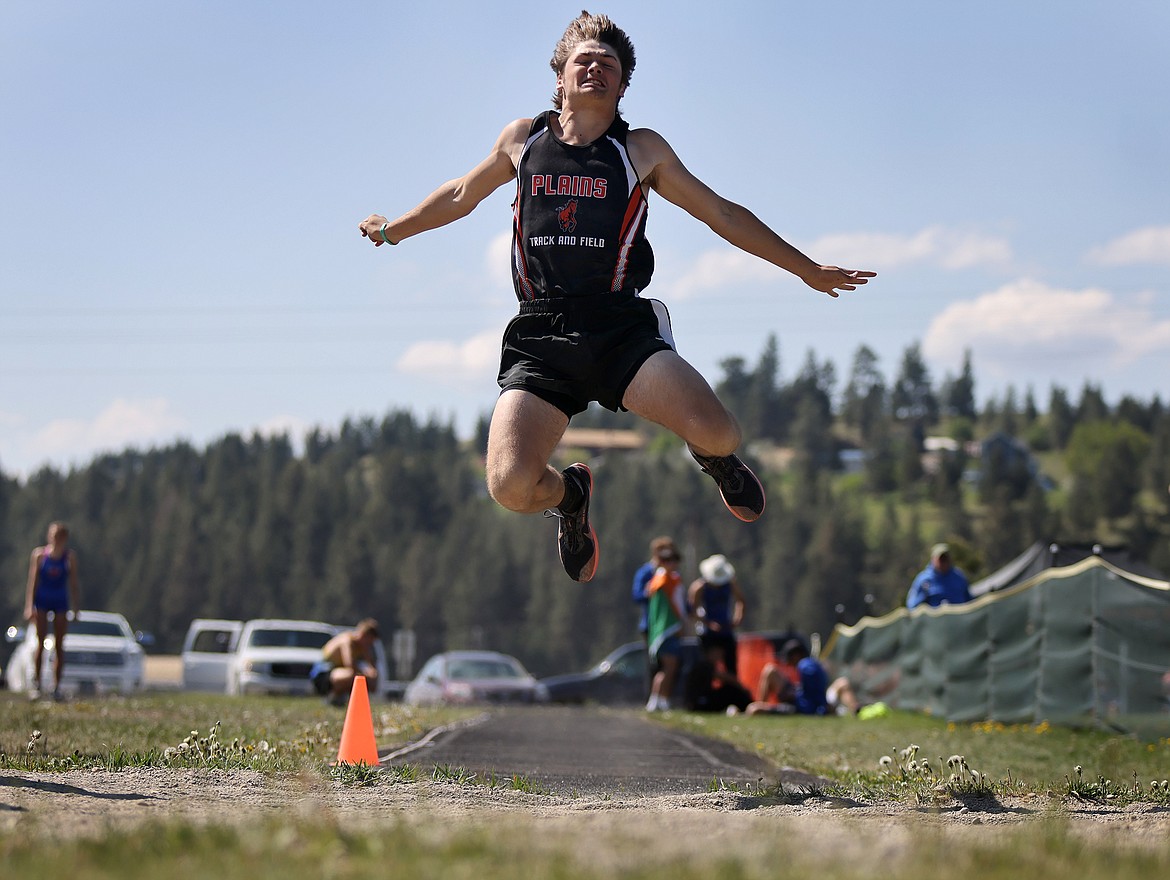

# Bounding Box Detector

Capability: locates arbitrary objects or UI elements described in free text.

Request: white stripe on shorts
[646,297,676,351]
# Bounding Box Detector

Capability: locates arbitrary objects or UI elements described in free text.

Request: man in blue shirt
[742,639,860,716]
[632,536,678,697]
[906,543,971,609]
[632,537,679,637]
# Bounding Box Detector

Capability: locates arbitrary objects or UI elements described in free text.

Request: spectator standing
[632,536,679,641]
[906,543,971,609]
[689,553,745,676]
[23,521,80,701]
[632,535,678,695]
[645,546,686,711]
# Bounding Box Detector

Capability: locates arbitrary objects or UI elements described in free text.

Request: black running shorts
[497,292,675,417]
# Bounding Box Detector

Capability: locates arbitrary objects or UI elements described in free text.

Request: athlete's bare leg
[32,609,50,692]
[622,350,742,457]
[486,389,571,514]
[51,611,68,691]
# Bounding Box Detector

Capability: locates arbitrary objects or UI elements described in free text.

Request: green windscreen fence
[823,557,1170,732]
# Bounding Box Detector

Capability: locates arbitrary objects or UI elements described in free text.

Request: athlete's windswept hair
[550,10,636,112]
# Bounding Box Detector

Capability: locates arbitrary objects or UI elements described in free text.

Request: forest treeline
[2,338,1168,678]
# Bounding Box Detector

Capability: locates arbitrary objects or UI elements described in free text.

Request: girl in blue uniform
[23,521,80,699]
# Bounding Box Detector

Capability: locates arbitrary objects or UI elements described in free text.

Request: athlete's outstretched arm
[360,119,530,246]
[630,129,875,298]
[24,549,39,620]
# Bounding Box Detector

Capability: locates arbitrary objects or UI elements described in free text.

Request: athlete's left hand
[359,214,391,247]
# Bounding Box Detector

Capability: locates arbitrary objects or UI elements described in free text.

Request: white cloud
[1087,226,1170,266]
[806,227,1012,271]
[923,279,1170,379]
[661,227,1012,300]
[396,328,501,379]
[662,248,778,300]
[24,398,187,469]
[382,233,514,386]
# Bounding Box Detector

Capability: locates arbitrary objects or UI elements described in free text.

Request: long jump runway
[383,705,817,798]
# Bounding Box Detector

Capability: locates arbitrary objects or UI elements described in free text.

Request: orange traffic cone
[334,675,381,766]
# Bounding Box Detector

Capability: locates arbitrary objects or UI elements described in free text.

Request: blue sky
[2,1,1168,477]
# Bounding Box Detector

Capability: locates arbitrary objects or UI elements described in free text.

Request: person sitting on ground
[683,651,753,714]
[906,543,971,609]
[742,639,859,716]
[311,618,380,706]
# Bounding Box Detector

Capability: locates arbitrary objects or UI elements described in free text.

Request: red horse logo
[556,198,578,233]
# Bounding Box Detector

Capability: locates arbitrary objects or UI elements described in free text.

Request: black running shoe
[545,462,599,582]
[690,450,766,522]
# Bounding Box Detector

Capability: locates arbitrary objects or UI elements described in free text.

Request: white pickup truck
[179,619,244,693]
[5,610,147,697]
[180,618,388,697]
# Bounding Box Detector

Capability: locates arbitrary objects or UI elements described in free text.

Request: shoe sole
[719,460,765,523]
[725,500,764,523]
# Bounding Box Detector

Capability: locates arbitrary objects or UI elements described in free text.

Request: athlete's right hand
[802,266,876,298]
[359,214,391,247]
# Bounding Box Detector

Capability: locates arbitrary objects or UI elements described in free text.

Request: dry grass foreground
[3,767,1170,862]
[3,684,1169,876]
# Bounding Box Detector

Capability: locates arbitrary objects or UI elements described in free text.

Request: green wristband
[378,223,397,245]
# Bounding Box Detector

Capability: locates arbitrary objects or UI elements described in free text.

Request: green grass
[4,692,1168,800]
[0,690,476,772]
[666,708,1170,804]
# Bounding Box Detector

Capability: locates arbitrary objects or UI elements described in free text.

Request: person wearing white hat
[689,553,746,676]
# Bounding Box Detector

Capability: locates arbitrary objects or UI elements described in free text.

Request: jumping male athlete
[360,11,875,582]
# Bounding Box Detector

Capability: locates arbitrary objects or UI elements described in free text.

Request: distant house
[838,447,866,475]
[557,428,645,455]
[973,431,1054,490]
[920,436,961,475]
[924,437,960,453]
[981,431,1031,467]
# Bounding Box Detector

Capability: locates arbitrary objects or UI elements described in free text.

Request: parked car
[541,630,807,706]
[541,641,648,705]
[404,650,549,706]
[180,619,244,692]
[1,626,19,689]
[4,610,147,696]
[185,618,389,697]
[227,619,338,696]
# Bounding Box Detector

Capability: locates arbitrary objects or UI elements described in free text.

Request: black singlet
[510,111,654,300]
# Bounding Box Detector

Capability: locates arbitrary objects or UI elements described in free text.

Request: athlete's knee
[486,475,527,512]
[486,460,545,513]
[687,410,742,458]
[711,417,742,456]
